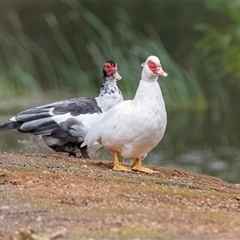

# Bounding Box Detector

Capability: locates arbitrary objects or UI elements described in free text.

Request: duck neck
[99,78,117,96]
[133,79,164,105]
[97,77,122,112]
[141,70,158,83]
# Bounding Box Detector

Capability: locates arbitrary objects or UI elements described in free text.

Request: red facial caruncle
[104,62,122,80]
[147,60,161,73]
[104,62,118,75]
[147,59,168,77]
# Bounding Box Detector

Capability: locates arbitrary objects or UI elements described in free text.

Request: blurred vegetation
[194,2,240,111]
[0,1,239,112]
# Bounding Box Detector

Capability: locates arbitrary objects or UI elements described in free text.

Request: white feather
[85,55,167,160]
[10,116,16,122]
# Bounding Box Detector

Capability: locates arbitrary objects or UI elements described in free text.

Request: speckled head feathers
[103,60,122,81]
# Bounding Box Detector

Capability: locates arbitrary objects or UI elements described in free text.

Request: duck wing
[0,97,101,136]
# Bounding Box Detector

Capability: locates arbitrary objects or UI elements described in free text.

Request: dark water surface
[149,111,240,183]
[0,110,240,183]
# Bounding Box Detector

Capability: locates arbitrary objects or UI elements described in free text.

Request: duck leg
[113,151,131,171]
[132,158,158,174]
[80,145,90,159]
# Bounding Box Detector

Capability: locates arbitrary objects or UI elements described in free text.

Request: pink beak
[156,67,168,77]
[114,71,122,80]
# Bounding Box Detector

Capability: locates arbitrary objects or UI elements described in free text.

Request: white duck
[0,60,123,158]
[85,55,168,173]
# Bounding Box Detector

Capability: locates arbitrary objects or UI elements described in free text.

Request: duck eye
[105,63,111,69]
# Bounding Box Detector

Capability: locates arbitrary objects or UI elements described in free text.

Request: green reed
[0,1,229,112]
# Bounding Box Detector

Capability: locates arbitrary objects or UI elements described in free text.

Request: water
[147,111,240,183]
[0,110,240,183]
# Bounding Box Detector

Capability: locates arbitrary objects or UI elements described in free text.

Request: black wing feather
[0,97,101,137]
[53,97,102,116]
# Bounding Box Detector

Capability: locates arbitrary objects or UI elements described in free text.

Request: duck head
[141,56,168,81]
[102,60,122,82]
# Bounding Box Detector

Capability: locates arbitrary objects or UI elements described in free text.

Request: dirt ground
[0,151,240,240]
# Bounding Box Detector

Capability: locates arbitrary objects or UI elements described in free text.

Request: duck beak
[114,71,122,80]
[156,67,168,77]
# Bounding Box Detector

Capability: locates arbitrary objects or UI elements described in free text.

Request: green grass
[0,1,230,112]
